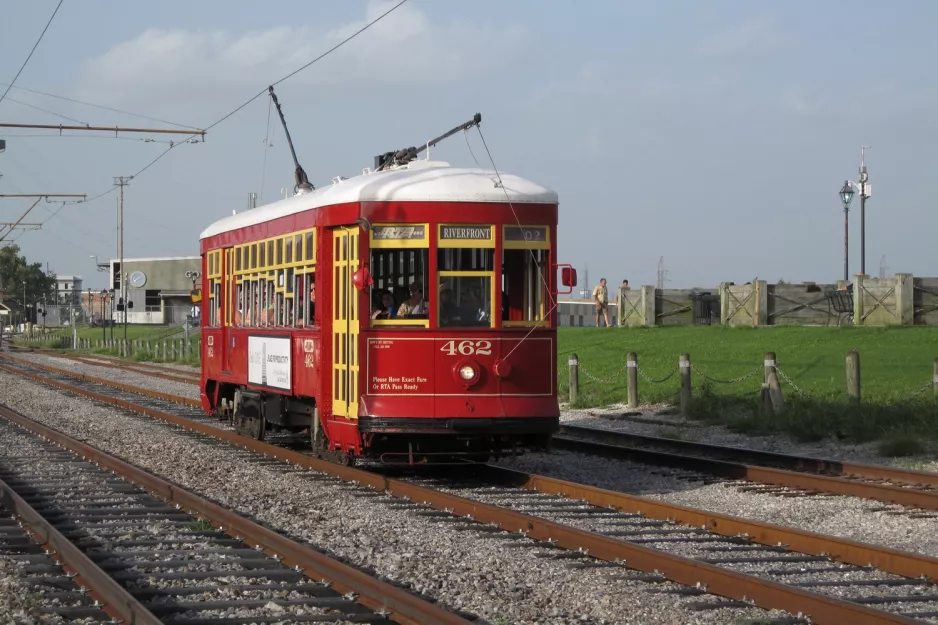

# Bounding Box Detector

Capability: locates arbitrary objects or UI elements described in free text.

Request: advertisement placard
[248,335,291,391]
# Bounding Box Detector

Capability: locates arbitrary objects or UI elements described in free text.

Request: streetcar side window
[369,248,429,326]
[502,249,550,326]
[207,249,222,327]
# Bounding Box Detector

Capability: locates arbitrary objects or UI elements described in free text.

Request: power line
[0,0,65,106]
[67,0,411,207]
[0,83,199,129]
[204,0,410,134]
[5,96,88,125]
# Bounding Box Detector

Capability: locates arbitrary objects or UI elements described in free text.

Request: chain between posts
[900,378,935,402]
[578,363,626,384]
[635,365,678,384]
[774,367,807,397]
[690,364,761,385]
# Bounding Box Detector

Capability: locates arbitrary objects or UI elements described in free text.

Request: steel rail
[65,350,201,379]
[559,424,938,489]
[0,359,925,624]
[475,464,938,582]
[0,471,163,624]
[0,402,472,625]
[551,433,938,511]
[1,356,202,408]
[57,352,198,385]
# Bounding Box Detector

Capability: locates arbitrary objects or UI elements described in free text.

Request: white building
[55,275,83,305]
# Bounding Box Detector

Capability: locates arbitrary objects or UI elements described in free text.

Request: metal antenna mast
[268,86,313,195]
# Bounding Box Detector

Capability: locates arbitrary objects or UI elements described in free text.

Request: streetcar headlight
[458,365,476,381]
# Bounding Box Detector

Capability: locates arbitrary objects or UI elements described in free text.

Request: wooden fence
[557,273,938,328]
[16,334,200,363]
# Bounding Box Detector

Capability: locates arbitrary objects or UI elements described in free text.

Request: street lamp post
[100,290,108,342]
[109,289,115,342]
[839,181,854,282]
[839,146,872,278]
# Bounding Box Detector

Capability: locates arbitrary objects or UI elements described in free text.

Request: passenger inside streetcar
[396,282,426,318]
[371,290,396,320]
[439,287,459,325]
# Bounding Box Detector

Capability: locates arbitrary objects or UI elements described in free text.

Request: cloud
[72,1,524,109]
[696,16,785,59]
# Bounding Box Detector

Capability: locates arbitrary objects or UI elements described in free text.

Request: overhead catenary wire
[473,125,559,362]
[5,96,88,125]
[259,95,274,203]
[0,0,65,106]
[0,83,200,129]
[65,0,410,209]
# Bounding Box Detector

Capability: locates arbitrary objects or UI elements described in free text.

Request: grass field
[16,324,185,343]
[559,325,938,448]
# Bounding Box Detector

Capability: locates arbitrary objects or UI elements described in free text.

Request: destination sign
[371,225,426,241]
[439,225,492,241]
[504,225,548,242]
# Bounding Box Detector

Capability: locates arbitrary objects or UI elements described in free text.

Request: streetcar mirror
[351,265,373,291]
[561,267,577,288]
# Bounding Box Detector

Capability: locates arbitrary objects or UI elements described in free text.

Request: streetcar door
[331,227,360,419]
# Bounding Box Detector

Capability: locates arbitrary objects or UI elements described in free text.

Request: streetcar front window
[368,223,430,328]
[437,246,495,328]
[439,275,492,327]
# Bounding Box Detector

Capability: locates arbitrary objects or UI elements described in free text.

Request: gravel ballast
[499,448,938,558]
[0,369,785,625]
[13,352,200,400]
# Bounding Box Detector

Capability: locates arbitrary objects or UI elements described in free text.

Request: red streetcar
[196,108,577,464]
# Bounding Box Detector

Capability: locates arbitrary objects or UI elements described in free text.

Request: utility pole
[114,176,130,342]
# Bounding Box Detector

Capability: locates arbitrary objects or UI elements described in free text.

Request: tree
[0,245,57,322]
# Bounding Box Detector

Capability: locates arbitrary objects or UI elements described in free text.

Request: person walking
[592,278,611,327]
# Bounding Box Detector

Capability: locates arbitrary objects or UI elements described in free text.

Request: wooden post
[754,280,768,327]
[761,350,783,413]
[846,350,861,404]
[896,273,914,326]
[568,352,579,405]
[759,383,773,417]
[170,341,176,361]
[764,352,776,383]
[679,353,691,416]
[627,352,639,409]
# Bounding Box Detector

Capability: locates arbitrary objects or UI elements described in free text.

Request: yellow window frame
[437,269,497,329]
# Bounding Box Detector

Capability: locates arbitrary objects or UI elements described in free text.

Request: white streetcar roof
[199,160,557,240]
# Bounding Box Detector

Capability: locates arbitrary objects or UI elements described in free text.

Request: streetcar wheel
[248,415,265,441]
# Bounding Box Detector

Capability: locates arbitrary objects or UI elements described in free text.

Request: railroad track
[3,355,938,622]
[552,424,938,513]
[63,353,199,385]
[0,401,472,625]
[26,349,200,385]
[9,352,938,514]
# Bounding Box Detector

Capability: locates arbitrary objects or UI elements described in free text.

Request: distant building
[108,256,200,325]
[55,275,83,306]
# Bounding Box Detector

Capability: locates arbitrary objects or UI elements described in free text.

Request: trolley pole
[114,177,130,342]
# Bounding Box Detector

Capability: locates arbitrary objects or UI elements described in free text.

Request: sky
[1,0,936,290]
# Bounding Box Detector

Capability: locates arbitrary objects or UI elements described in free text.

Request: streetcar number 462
[440,340,492,356]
